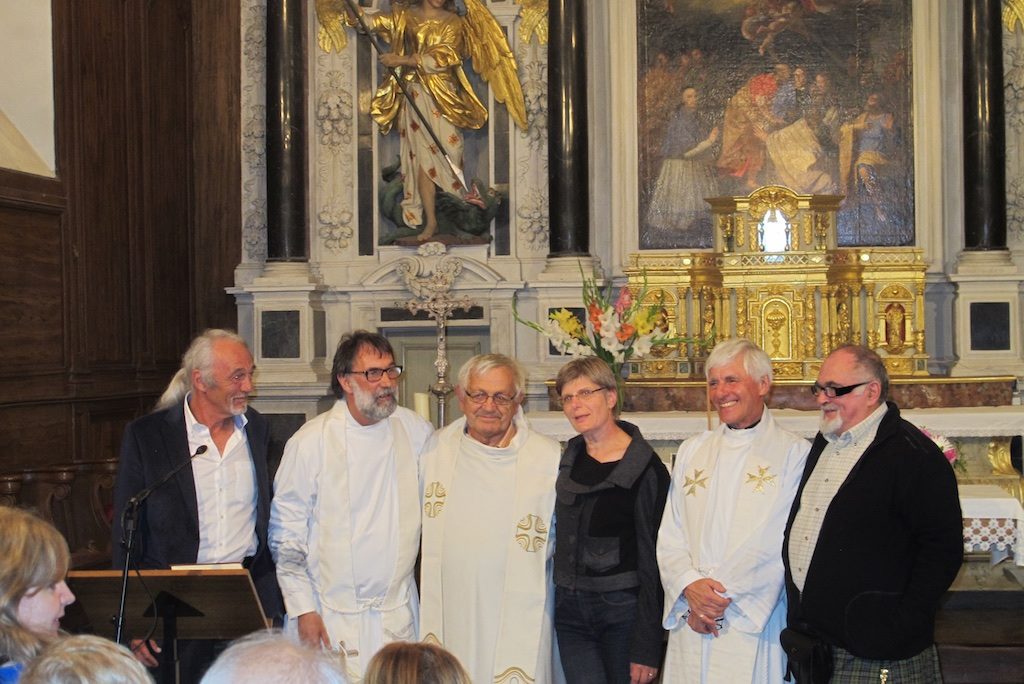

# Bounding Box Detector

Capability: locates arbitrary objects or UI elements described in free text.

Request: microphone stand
[115,445,207,645]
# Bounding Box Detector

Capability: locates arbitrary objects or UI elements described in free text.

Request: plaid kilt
[830,644,942,683]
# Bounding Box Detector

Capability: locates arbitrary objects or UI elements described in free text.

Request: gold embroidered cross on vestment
[684,468,709,496]
[745,465,776,493]
[424,481,447,518]
[515,513,548,552]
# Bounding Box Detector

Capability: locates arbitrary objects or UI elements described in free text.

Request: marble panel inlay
[261,310,300,359]
[970,302,1012,351]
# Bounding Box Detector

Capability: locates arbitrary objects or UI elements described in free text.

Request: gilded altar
[625,186,930,380]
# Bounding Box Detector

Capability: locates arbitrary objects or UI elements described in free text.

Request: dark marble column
[266,0,308,261]
[547,0,589,257]
[963,0,1007,251]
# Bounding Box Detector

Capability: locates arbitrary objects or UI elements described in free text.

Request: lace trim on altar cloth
[963,517,1023,565]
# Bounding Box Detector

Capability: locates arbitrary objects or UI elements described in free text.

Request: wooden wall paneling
[139,0,194,364]
[0,2,73,471]
[66,0,134,370]
[73,397,146,464]
[0,403,70,471]
[1,0,245,470]
[191,0,242,331]
[0,204,66,372]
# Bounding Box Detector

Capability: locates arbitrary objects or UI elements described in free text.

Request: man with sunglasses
[782,345,962,683]
[269,331,433,680]
[419,353,562,683]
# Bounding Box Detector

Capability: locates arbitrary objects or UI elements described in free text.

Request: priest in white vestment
[270,332,433,681]
[419,353,562,684]
[657,339,809,683]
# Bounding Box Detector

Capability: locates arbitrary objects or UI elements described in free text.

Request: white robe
[269,401,433,680]
[657,407,809,684]
[419,410,561,684]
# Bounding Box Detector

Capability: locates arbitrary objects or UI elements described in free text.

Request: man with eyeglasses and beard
[418,354,562,683]
[782,345,962,683]
[269,331,433,681]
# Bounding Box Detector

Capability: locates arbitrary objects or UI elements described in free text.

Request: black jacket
[554,420,670,667]
[112,403,284,621]
[782,402,962,659]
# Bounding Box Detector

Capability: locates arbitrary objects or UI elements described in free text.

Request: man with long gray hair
[112,329,283,682]
[270,331,433,681]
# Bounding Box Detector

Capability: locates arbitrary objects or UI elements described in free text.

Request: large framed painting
[636,0,913,250]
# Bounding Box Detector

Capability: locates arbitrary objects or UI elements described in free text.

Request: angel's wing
[515,0,548,45]
[315,0,348,53]
[463,0,528,131]
[1007,0,1024,33]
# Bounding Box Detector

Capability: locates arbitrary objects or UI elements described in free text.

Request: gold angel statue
[317,0,528,241]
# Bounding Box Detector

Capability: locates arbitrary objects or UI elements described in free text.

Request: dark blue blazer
[111,402,284,620]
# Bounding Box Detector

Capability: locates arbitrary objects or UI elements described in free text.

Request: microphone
[116,444,208,644]
[125,445,208,512]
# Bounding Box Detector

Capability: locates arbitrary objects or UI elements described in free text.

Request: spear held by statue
[316,0,528,238]
[340,0,469,192]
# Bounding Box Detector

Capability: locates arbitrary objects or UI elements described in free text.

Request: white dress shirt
[788,402,888,591]
[184,396,259,564]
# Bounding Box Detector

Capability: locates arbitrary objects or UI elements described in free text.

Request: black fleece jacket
[553,420,670,667]
[782,402,963,659]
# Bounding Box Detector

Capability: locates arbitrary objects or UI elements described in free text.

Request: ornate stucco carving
[241,0,268,263]
[313,52,356,253]
[1005,32,1024,244]
[514,34,549,252]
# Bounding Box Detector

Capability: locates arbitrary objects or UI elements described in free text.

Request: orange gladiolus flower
[588,303,603,333]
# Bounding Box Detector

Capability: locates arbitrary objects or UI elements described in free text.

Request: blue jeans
[554,586,638,684]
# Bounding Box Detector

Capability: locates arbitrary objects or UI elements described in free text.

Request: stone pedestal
[535,254,603,282]
[228,262,331,421]
[950,252,1024,379]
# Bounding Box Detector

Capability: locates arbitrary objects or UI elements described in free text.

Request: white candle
[414,392,431,421]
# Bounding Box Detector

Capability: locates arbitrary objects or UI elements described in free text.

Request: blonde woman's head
[21,635,152,684]
[0,507,73,664]
[364,641,471,684]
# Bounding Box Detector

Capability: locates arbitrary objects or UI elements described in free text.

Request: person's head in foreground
[363,641,471,684]
[199,630,347,684]
[0,507,76,672]
[20,635,152,684]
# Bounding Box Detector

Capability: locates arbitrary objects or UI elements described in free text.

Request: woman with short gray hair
[552,357,670,683]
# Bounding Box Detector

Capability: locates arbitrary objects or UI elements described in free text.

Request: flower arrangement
[918,426,967,474]
[513,265,707,407]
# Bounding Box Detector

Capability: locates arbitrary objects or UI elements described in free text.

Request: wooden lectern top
[67,567,269,641]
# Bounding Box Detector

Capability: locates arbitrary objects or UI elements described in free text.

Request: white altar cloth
[526,406,1024,442]
[958,484,1024,566]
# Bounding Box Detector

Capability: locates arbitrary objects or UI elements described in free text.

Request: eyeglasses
[464,390,518,407]
[345,365,403,382]
[810,381,871,398]
[559,387,608,406]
